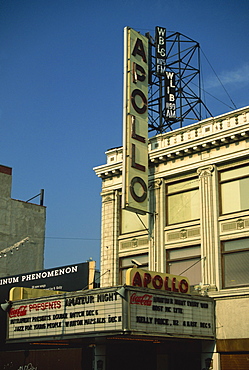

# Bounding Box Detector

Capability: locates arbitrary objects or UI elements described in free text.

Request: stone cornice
[149,128,249,165]
[149,106,249,164]
[94,161,122,178]
[93,106,249,179]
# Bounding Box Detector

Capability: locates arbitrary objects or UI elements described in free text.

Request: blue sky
[1,0,249,269]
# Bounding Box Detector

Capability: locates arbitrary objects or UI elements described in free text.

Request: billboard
[122,27,149,215]
[0,261,94,302]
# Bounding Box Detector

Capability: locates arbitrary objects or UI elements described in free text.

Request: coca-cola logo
[130,293,152,306]
[9,305,27,318]
[17,363,38,370]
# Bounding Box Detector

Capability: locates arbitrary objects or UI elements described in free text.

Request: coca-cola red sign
[130,293,152,306]
[9,305,28,318]
[9,300,62,318]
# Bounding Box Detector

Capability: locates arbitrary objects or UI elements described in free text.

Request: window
[222,238,249,288]
[220,165,249,214]
[167,178,200,225]
[121,209,148,234]
[166,246,201,286]
[119,253,148,284]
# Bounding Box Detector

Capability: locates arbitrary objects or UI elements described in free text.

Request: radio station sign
[165,71,176,119]
[155,26,166,75]
[128,288,214,339]
[122,27,149,215]
[7,289,122,341]
[155,26,176,119]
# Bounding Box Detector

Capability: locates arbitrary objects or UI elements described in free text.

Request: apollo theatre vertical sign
[122,27,149,215]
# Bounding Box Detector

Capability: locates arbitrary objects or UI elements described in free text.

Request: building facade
[2,284,215,370]
[0,165,46,276]
[94,106,249,369]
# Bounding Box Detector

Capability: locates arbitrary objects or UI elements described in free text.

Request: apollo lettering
[131,270,189,294]
[129,35,148,206]
[121,28,149,214]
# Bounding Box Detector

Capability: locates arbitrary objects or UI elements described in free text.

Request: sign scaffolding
[147,27,212,133]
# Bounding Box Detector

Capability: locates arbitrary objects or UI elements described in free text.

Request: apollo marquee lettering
[132,271,189,293]
[126,267,190,294]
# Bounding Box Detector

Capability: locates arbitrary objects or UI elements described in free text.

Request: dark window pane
[169,258,201,286]
[224,239,249,252]
[224,251,249,287]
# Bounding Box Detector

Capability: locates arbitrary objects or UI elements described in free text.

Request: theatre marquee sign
[129,288,214,338]
[7,289,122,341]
[7,286,214,342]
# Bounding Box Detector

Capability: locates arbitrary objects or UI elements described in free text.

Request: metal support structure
[147,30,212,134]
[26,189,44,206]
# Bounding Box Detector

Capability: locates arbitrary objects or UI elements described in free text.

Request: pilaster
[197,165,218,290]
[149,178,165,272]
[100,190,120,287]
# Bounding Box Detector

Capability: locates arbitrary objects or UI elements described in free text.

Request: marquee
[7,286,214,342]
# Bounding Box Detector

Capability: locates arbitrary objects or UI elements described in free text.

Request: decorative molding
[166,227,200,242]
[149,179,162,190]
[197,165,214,177]
[221,217,249,233]
[94,108,249,178]
[102,195,114,203]
[120,237,148,250]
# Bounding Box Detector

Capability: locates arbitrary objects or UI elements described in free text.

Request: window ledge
[209,286,249,299]
[219,210,249,221]
[165,220,200,231]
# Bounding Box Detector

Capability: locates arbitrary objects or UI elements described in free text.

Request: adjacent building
[94,106,249,369]
[0,165,46,276]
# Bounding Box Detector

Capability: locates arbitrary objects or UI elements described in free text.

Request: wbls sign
[155,26,176,120]
[155,26,166,75]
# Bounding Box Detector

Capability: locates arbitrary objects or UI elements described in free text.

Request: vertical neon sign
[122,28,149,215]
